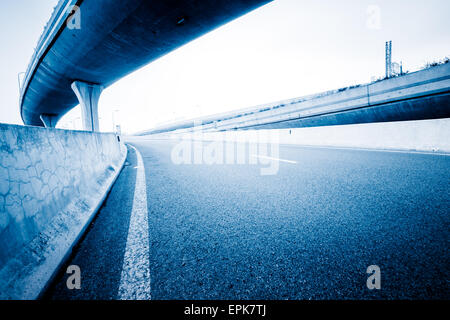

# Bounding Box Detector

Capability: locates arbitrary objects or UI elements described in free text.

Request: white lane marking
[250,154,297,164]
[118,145,151,300]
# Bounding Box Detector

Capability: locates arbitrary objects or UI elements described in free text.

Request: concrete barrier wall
[0,123,127,299]
[146,118,450,154]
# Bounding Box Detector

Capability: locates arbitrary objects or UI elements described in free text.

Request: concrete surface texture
[46,140,450,299]
[20,0,271,127]
[0,123,126,299]
[71,81,103,132]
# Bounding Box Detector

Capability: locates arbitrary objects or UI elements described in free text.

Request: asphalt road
[46,139,450,299]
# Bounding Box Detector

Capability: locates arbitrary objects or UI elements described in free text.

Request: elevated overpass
[19,0,271,130]
[2,0,449,301]
[137,62,450,135]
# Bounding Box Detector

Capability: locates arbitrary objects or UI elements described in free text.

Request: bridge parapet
[0,124,126,299]
[138,63,450,136]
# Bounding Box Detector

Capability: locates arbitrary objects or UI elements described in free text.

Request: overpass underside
[19,0,271,129]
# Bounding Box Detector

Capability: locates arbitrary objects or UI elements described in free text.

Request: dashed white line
[250,154,298,164]
[118,145,151,300]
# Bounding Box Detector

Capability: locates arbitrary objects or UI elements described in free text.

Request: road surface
[45,139,450,299]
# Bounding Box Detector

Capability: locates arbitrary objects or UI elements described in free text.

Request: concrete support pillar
[39,113,58,128]
[71,81,103,132]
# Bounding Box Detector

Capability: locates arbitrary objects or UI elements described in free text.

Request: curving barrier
[0,123,127,299]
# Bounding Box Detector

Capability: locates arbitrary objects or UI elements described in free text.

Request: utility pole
[112,109,120,133]
[385,40,392,78]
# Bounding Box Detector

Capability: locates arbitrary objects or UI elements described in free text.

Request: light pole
[112,109,119,133]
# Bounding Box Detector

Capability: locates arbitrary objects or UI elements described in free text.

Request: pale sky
[0,0,449,134]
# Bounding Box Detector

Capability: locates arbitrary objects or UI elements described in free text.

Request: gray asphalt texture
[46,140,450,300]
